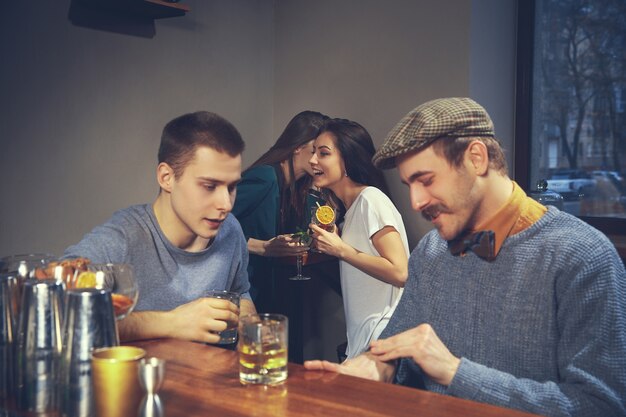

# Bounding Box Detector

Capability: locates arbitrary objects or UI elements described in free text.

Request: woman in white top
[309,118,410,359]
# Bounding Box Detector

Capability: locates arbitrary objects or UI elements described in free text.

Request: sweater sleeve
[445,246,626,417]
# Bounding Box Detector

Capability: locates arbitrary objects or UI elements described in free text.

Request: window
[516,0,626,234]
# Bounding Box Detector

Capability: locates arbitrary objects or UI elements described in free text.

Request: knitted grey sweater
[381,207,626,417]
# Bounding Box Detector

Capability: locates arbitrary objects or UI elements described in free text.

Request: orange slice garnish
[315,205,335,225]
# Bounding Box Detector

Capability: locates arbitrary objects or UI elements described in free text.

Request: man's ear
[157,162,175,192]
[466,140,489,176]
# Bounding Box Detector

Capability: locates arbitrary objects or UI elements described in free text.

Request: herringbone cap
[372,97,495,169]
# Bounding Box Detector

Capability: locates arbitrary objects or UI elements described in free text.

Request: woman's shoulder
[238,165,279,193]
[243,164,276,179]
[359,186,394,206]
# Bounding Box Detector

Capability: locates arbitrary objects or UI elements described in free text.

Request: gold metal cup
[91,346,146,417]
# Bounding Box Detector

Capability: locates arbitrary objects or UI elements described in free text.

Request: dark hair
[248,111,329,224]
[318,118,391,198]
[249,111,328,169]
[431,136,508,175]
[158,111,245,178]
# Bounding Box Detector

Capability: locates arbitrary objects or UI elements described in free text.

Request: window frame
[514,0,626,235]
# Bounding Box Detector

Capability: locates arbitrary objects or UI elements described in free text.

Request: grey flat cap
[372,97,495,169]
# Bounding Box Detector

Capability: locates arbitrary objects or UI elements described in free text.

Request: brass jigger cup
[138,357,166,417]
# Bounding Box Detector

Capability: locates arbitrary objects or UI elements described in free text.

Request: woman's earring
[344,170,349,177]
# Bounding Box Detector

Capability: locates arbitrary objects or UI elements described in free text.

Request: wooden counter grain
[132,339,544,417]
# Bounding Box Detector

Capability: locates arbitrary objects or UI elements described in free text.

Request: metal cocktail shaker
[0,274,18,410]
[15,278,64,414]
[60,288,118,417]
[0,253,56,279]
[0,254,57,321]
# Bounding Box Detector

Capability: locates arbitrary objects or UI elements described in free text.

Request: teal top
[232,164,329,310]
[232,165,281,307]
[233,164,341,363]
[233,165,281,242]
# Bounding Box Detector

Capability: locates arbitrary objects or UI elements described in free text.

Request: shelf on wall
[77,0,190,19]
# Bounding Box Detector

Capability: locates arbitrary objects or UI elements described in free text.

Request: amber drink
[238,314,288,385]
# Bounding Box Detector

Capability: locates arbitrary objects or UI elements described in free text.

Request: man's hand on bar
[304,351,396,383]
[118,297,239,343]
[304,324,460,387]
[369,324,460,386]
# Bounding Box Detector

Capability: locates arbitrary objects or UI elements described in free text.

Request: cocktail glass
[0,253,57,278]
[288,245,310,281]
[87,263,138,321]
[288,230,311,281]
[311,205,336,233]
[87,263,138,345]
[0,253,57,313]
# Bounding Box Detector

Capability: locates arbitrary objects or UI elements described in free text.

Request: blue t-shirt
[64,204,251,311]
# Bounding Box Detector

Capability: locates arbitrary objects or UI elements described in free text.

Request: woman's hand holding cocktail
[248,235,309,257]
[310,223,354,260]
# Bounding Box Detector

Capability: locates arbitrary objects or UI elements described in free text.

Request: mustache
[421,204,450,221]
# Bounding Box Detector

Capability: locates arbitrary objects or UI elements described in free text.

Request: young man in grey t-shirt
[65,111,256,343]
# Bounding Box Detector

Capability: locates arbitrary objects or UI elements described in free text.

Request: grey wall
[274,0,517,249]
[470,0,518,174]
[0,0,516,361]
[274,0,472,247]
[0,0,517,257]
[0,0,274,256]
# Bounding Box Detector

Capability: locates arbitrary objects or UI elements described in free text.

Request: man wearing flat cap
[306,98,626,416]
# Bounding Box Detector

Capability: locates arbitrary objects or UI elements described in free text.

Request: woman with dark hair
[309,118,409,360]
[232,110,338,362]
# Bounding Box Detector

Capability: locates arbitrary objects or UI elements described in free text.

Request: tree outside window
[526,0,626,221]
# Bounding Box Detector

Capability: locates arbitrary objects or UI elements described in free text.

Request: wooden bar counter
[132,339,544,417]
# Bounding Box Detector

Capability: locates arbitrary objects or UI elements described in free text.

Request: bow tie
[448,230,496,261]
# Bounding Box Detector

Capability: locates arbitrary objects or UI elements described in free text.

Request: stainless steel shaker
[15,278,64,414]
[0,253,57,315]
[59,288,118,417]
[0,274,18,410]
[0,253,56,278]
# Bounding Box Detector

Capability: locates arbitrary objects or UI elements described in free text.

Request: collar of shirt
[449,181,547,260]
